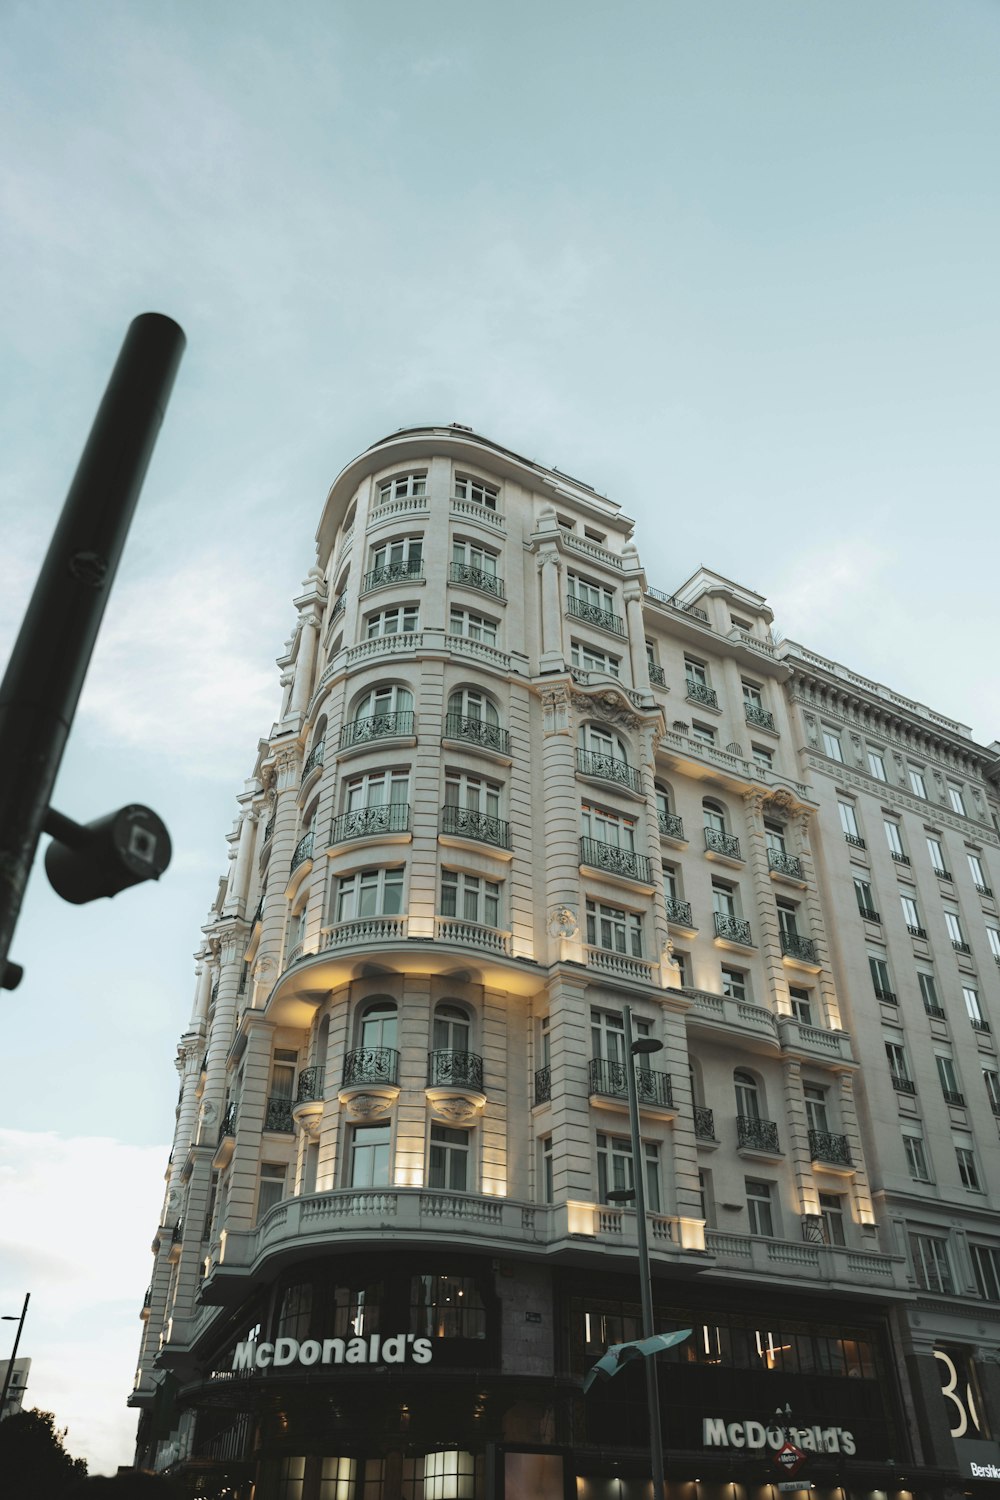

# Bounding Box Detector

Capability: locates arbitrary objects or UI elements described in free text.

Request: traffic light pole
[0,314,185,991]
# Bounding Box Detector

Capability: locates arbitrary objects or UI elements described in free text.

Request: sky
[1,0,999,1475]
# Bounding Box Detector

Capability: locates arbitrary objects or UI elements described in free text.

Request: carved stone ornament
[571,690,640,732]
[293,1103,324,1140]
[166,1187,181,1217]
[200,1100,217,1125]
[431,1096,480,1125]
[346,1094,392,1121]
[548,906,579,939]
[803,713,818,746]
[764,789,798,819]
[255,954,277,983]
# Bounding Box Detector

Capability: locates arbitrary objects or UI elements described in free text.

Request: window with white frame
[985,1069,1000,1114]
[884,820,906,859]
[963,986,985,1027]
[269,1048,297,1104]
[868,748,888,781]
[971,1243,1000,1301]
[902,1129,931,1183]
[335,866,405,922]
[579,723,630,762]
[721,967,749,1002]
[703,800,727,835]
[345,769,409,810]
[764,821,787,855]
[839,801,861,841]
[908,1231,955,1293]
[955,1137,982,1191]
[789,986,813,1025]
[804,1083,830,1134]
[969,852,990,892]
[447,687,500,725]
[596,1133,660,1213]
[854,877,877,918]
[746,1179,775,1237]
[671,951,688,987]
[571,640,621,676]
[734,1070,761,1120]
[918,971,941,1014]
[370,534,423,574]
[378,472,426,503]
[568,572,616,612]
[581,802,636,850]
[712,880,737,918]
[662,863,679,901]
[365,604,419,638]
[541,1136,553,1204]
[822,727,844,762]
[684,657,710,689]
[742,680,764,709]
[936,1053,962,1101]
[927,835,948,874]
[449,607,498,644]
[948,783,967,816]
[452,537,498,575]
[358,999,397,1051]
[349,1123,391,1188]
[445,771,502,817]
[352,683,413,724]
[885,1040,910,1084]
[590,1007,650,1063]
[908,765,928,798]
[776,898,800,937]
[752,744,773,769]
[441,869,501,928]
[586,898,643,956]
[691,721,716,745]
[944,909,966,946]
[870,954,894,999]
[900,893,923,933]
[454,474,498,509]
[988,926,1000,961]
[428,1122,471,1191]
[819,1191,846,1246]
[257,1163,286,1223]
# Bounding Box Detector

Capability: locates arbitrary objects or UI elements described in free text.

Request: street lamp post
[606,1004,666,1500]
[0,1292,30,1421]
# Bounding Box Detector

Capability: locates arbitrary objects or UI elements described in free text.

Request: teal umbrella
[583,1328,693,1393]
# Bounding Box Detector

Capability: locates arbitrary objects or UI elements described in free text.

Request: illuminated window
[277,1283,312,1341]
[349,1124,391,1188]
[279,1456,306,1500]
[423,1450,476,1499]
[411,1275,486,1339]
[319,1458,358,1500]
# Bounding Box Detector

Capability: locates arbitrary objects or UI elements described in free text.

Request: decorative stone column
[255,743,303,996]
[836,1073,877,1235]
[288,609,321,719]
[537,545,564,673]
[223,808,258,918]
[539,684,585,965]
[780,1057,818,1224]
[623,579,651,694]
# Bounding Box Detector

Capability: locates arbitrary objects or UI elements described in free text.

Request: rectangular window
[378,472,426,502]
[336,867,405,922]
[428,1123,470,1192]
[446,771,503,819]
[279,1456,307,1500]
[712,880,736,917]
[345,769,410,810]
[900,894,923,933]
[257,1163,286,1223]
[568,572,616,612]
[839,801,861,840]
[319,1458,358,1500]
[370,534,423,573]
[903,1132,931,1182]
[721,967,748,1002]
[884,820,905,858]
[819,1192,846,1247]
[662,863,678,900]
[963,986,985,1025]
[570,639,621,677]
[350,1123,391,1188]
[971,1244,1000,1301]
[908,766,927,798]
[691,721,717,745]
[365,604,419,638]
[956,1142,981,1191]
[752,744,773,769]
[581,801,636,849]
[909,1231,955,1293]
[449,607,498,644]
[870,954,894,1000]
[684,657,709,688]
[944,910,965,946]
[822,728,844,762]
[596,1134,660,1212]
[936,1053,962,1101]
[441,870,501,928]
[985,1069,1000,1115]
[452,537,498,574]
[541,1136,553,1204]
[742,680,764,708]
[454,473,498,508]
[988,927,1000,961]
[868,748,888,781]
[969,853,990,892]
[918,971,942,1015]
[746,1179,775,1237]
[854,878,877,919]
[885,1040,910,1083]
[927,836,948,874]
[948,783,967,816]
[671,951,688,987]
[586,899,643,956]
[789,987,812,1025]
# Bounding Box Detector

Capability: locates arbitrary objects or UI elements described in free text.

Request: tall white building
[133,426,1000,1500]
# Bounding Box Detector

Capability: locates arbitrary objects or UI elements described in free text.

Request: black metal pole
[0,314,185,990]
[0,1292,30,1420]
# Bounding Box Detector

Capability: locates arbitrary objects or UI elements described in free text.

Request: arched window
[703,799,727,834]
[310,714,327,751]
[433,1002,471,1054]
[655,782,673,818]
[445,689,508,753]
[343,500,357,533]
[342,684,414,748]
[358,999,398,1052]
[303,716,327,779]
[448,687,500,726]
[734,1070,760,1120]
[578,722,629,761]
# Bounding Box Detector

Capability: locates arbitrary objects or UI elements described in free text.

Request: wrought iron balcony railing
[588,1057,673,1109]
[330,592,345,621]
[340,710,415,749]
[874,986,897,1004]
[976,883,994,898]
[441,804,512,849]
[714,912,753,946]
[694,1105,715,1141]
[295,1065,325,1104]
[290,830,314,873]
[534,1065,551,1105]
[924,1003,946,1020]
[767,849,803,879]
[809,1130,852,1167]
[952,939,972,954]
[362,559,424,592]
[449,562,504,598]
[857,904,881,923]
[704,827,741,860]
[443,713,510,754]
[744,702,775,731]
[942,1087,966,1108]
[843,832,866,849]
[427,1050,484,1090]
[218,1102,237,1142]
[342,1046,400,1088]
[566,593,625,636]
[990,1095,1000,1119]
[658,810,685,840]
[906,924,928,940]
[263,814,275,843]
[781,932,818,964]
[890,1073,915,1094]
[576,748,641,795]
[332,802,410,843]
[264,1096,294,1133]
[579,837,652,883]
[686,678,718,708]
[890,850,910,866]
[666,897,693,927]
[648,662,666,686]
[171,1220,183,1245]
[737,1116,780,1153]
[301,740,325,781]
[971,1018,992,1034]
[932,866,952,880]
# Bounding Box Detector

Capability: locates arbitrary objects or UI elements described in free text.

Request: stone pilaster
[546,971,594,1201]
[223,808,258,918]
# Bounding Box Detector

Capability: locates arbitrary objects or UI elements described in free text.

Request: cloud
[0,1130,169,1474]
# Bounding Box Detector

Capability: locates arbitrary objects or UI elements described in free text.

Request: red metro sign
[774,1441,807,1478]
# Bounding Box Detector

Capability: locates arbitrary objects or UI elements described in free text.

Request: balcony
[844,833,866,850]
[648,662,666,687]
[217,1102,237,1143]
[579,837,652,884]
[976,883,994,898]
[566,594,625,636]
[686,678,718,709]
[449,561,504,599]
[809,1130,853,1168]
[666,897,694,928]
[427,1050,484,1090]
[330,593,345,622]
[932,866,953,881]
[737,1116,780,1154]
[924,1003,946,1020]
[533,1065,551,1106]
[906,924,928,940]
[443,713,510,756]
[744,702,775,731]
[339,710,415,750]
[714,912,753,947]
[704,827,742,861]
[890,851,911,867]
[942,1088,966,1108]
[658,810,685,842]
[780,931,819,965]
[857,905,881,923]
[290,830,314,874]
[890,1073,915,1095]
[300,740,325,782]
[952,939,972,954]
[441,804,512,850]
[585,946,657,984]
[874,986,897,1005]
[434,917,512,955]
[694,1105,715,1141]
[767,849,804,881]
[295,1066,325,1104]
[263,814,275,844]
[332,802,410,843]
[342,1047,400,1088]
[324,915,408,948]
[362,559,424,593]
[264,1096,294,1133]
[576,747,641,795]
[971,1018,992,1034]
[588,1057,673,1111]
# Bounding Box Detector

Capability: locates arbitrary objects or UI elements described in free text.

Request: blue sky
[1,0,999,1473]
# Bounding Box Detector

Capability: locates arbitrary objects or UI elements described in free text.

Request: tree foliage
[0,1407,89,1498]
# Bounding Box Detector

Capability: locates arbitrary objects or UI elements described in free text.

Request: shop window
[277,1283,312,1341]
[279,1457,306,1500]
[319,1457,358,1500]
[423,1451,476,1500]
[411,1274,486,1339]
[331,1282,381,1339]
